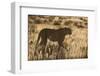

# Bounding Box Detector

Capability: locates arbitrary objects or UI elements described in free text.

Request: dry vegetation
[28,15,88,60]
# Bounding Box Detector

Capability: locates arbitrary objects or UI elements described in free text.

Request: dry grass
[28,15,88,60]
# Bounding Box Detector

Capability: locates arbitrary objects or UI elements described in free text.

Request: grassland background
[28,15,88,60]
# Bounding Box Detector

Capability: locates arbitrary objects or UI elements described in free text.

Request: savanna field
[28,15,88,60]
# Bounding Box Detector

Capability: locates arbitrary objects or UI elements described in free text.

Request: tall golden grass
[28,15,88,60]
